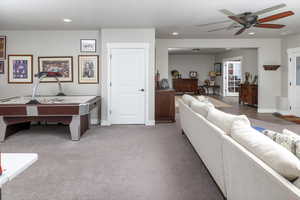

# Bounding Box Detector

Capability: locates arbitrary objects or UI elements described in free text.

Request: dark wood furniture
[155,89,175,123]
[0,96,101,141]
[239,84,258,106]
[173,79,198,94]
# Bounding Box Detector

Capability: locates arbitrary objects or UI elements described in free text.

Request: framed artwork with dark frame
[0,36,6,60]
[8,55,33,84]
[38,56,73,82]
[214,63,222,76]
[80,39,96,52]
[0,60,4,74]
[78,55,99,84]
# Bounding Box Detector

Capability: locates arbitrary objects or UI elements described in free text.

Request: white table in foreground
[0,153,38,200]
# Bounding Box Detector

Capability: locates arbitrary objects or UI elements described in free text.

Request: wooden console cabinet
[172,79,198,94]
[239,84,258,106]
[155,89,175,123]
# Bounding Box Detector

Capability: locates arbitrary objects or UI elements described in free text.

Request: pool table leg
[0,117,7,142]
[70,115,81,141]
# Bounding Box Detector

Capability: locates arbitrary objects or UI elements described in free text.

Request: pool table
[0,96,101,141]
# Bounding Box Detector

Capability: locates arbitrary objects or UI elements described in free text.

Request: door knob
[139,88,145,92]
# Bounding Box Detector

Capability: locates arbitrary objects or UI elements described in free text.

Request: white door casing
[288,48,300,117]
[107,43,150,125]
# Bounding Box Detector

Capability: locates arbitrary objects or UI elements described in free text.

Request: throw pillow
[182,94,196,107]
[231,120,300,181]
[283,129,300,160]
[207,108,250,134]
[262,130,280,141]
[190,100,214,118]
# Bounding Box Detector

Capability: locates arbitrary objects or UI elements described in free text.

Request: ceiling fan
[197,4,295,35]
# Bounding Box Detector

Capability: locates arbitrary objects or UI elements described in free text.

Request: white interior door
[223,61,242,96]
[289,54,300,117]
[110,48,146,124]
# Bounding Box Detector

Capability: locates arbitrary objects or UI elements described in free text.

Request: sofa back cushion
[182,94,196,107]
[190,100,214,118]
[231,121,300,181]
[207,108,250,135]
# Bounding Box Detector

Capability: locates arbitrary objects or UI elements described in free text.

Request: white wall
[156,39,282,112]
[0,30,101,97]
[281,34,300,97]
[168,54,215,86]
[215,48,258,95]
[101,29,155,125]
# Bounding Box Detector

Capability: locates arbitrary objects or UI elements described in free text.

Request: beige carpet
[175,95,232,112]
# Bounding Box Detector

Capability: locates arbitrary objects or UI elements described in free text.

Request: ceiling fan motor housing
[241,13,258,27]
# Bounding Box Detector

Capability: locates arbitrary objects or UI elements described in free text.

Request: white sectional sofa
[178,96,300,200]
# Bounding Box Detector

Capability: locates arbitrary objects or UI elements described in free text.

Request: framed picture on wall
[78,55,99,84]
[0,36,6,60]
[214,63,222,76]
[80,39,96,52]
[38,56,73,82]
[8,55,33,84]
[0,60,4,74]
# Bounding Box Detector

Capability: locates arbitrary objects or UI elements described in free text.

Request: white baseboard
[257,108,277,113]
[145,120,155,126]
[91,118,100,125]
[101,120,112,126]
[276,110,291,115]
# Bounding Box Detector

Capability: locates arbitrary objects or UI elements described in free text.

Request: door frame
[107,43,150,125]
[222,56,243,97]
[287,47,300,116]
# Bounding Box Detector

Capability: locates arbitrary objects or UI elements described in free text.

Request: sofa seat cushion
[293,178,300,190]
[207,107,250,135]
[231,121,300,181]
[190,100,214,118]
[182,94,196,107]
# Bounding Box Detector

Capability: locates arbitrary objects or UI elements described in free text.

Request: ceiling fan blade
[253,3,286,16]
[235,27,247,35]
[208,27,230,32]
[227,23,240,30]
[254,23,285,29]
[196,20,231,27]
[219,9,236,16]
[258,11,294,23]
[228,16,247,25]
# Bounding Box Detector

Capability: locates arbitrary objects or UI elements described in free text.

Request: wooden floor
[214,95,295,125]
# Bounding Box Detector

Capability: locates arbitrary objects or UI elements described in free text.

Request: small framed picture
[8,55,33,84]
[38,56,73,82]
[0,36,6,60]
[189,71,198,79]
[0,60,4,74]
[78,55,99,84]
[214,63,222,76]
[80,39,96,52]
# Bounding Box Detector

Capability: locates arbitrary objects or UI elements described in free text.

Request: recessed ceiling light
[63,18,72,23]
[248,32,255,35]
[171,32,179,36]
